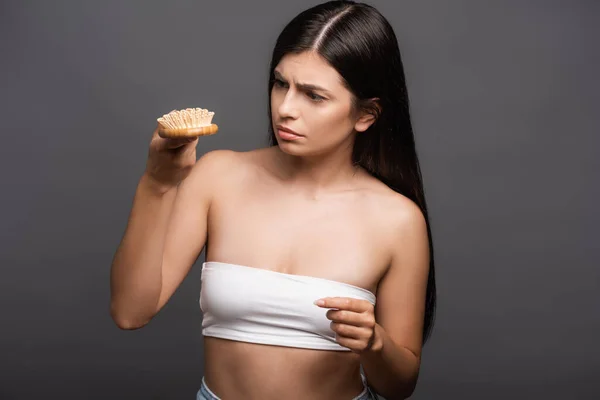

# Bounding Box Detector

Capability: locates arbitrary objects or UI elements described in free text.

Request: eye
[273,78,287,88]
[307,92,325,102]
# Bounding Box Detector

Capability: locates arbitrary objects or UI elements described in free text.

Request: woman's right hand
[143,126,200,193]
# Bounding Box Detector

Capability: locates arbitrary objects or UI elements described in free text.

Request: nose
[277,90,300,120]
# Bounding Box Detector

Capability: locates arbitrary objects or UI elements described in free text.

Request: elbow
[385,385,416,400]
[110,302,152,330]
[384,384,416,400]
[402,383,417,400]
[397,372,419,399]
[112,317,148,331]
[383,367,420,400]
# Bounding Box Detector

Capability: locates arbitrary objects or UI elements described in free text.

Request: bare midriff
[203,336,366,400]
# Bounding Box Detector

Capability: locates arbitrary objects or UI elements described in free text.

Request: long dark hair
[266,0,436,344]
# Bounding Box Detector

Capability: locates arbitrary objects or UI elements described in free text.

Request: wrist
[371,323,385,352]
[139,173,177,196]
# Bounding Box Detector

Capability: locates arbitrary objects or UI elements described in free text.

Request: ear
[354,98,381,133]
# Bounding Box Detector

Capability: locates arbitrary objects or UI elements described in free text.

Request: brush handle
[157,124,219,138]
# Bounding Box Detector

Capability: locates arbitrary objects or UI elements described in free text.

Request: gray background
[0,0,598,399]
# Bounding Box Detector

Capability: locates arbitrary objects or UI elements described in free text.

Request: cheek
[310,106,353,138]
[270,87,285,106]
[270,92,279,114]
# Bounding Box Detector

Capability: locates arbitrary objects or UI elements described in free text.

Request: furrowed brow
[273,70,332,95]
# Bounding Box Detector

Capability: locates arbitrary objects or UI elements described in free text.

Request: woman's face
[270,51,374,157]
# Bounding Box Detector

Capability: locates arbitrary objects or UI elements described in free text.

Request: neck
[273,142,361,197]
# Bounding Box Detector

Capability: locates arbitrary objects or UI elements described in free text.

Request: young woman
[110,1,436,399]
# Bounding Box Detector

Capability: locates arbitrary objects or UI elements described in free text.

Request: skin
[111,50,429,399]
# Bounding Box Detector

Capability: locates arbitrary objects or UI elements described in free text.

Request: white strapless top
[199,261,376,351]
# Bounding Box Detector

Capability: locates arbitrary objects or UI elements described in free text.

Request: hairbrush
[157,107,218,138]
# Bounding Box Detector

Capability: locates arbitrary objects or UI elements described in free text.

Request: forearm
[109,174,177,328]
[360,324,420,400]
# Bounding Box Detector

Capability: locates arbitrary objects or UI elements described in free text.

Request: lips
[276,125,302,136]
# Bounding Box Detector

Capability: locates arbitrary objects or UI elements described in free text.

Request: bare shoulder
[358,173,425,225]
[381,188,426,234]
[187,148,250,183]
[184,147,272,195]
[357,173,428,259]
[173,149,242,205]
[194,148,240,174]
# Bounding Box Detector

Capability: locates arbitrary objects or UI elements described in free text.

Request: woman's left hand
[314,297,382,354]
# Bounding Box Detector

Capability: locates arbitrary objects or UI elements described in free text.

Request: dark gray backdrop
[1,1,598,399]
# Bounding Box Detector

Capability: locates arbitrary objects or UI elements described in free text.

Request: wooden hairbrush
[157,107,218,138]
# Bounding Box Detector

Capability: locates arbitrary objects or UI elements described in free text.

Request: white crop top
[199,261,376,351]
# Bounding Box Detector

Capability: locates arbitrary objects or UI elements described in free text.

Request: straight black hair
[267,1,436,344]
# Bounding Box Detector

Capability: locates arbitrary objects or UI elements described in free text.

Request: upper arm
[375,200,430,359]
[155,149,236,312]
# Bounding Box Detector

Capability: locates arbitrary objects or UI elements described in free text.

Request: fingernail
[314,299,325,306]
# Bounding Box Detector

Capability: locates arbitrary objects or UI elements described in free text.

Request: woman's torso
[201,146,399,399]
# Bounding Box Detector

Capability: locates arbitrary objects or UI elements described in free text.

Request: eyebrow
[273,69,332,95]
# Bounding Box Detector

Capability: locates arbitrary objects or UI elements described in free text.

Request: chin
[276,140,305,156]
[276,141,328,159]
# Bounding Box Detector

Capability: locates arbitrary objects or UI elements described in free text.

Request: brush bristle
[157,108,215,129]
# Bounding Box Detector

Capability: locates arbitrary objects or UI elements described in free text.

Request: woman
[110,1,436,399]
